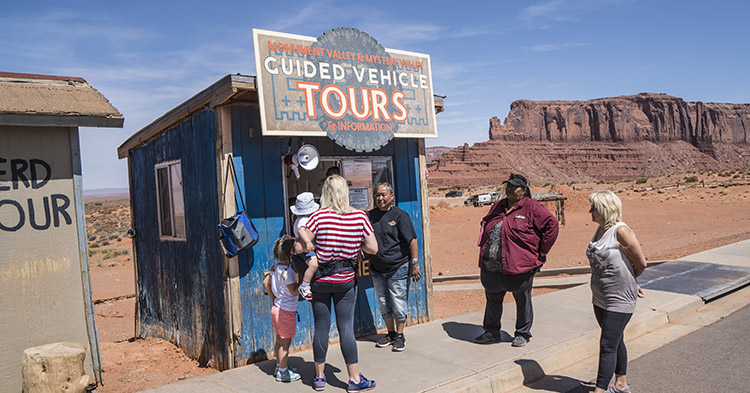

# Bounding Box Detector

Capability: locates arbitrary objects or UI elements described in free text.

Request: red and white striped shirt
[305,208,374,283]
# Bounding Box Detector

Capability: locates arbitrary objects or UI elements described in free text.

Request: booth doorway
[282,156,393,235]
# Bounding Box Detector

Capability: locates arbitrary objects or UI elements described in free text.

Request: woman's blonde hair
[589,190,622,228]
[320,175,353,214]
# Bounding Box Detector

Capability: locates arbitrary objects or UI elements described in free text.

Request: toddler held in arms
[290,192,320,300]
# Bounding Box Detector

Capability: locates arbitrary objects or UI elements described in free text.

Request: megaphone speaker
[297,144,320,171]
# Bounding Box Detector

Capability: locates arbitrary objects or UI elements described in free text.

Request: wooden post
[22,342,90,393]
[215,104,239,370]
[417,139,434,321]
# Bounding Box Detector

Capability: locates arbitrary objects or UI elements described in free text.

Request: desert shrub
[89,242,100,248]
[596,179,606,184]
[685,176,699,183]
[635,177,648,184]
[100,240,110,246]
[88,235,96,241]
[103,250,129,260]
[733,174,740,179]
[88,249,99,257]
[622,178,632,183]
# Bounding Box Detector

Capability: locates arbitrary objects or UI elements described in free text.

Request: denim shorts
[371,262,410,321]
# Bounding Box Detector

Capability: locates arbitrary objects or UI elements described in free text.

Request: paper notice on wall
[349,187,370,210]
[343,161,372,210]
[342,161,371,186]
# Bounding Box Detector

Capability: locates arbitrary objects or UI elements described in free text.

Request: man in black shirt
[367,183,420,352]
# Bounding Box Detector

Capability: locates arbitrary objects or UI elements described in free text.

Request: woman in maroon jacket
[474,173,559,347]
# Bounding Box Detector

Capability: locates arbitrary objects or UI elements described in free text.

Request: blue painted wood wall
[230,105,429,365]
[130,110,229,368]
[130,103,429,368]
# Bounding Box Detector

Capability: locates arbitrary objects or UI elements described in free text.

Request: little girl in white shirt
[265,237,301,383]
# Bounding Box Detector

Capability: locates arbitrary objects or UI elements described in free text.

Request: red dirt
[430,174,750,317]
[89,171,750,392]
[85,201,218,392]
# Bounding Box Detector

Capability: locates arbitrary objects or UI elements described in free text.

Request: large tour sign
[253,28,437,152]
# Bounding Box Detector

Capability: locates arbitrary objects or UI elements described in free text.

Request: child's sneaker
[313,376,326,391]
[275,365,298,375]
[275,368,301,382]
[299,284,313,300]
[346,373,375,392]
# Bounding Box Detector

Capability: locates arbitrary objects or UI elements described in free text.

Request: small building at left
[0,71,123,391]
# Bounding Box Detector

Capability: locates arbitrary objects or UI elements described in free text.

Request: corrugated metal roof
[0,71,123,128]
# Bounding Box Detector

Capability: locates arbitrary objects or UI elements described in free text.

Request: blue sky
[2,0,748,190]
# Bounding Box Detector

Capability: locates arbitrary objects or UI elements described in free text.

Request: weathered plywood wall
[229,105,429,365]
[0,126,97,392]
[130,111,229,368]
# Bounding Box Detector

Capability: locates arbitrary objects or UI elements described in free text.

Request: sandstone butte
[427,92,750,188]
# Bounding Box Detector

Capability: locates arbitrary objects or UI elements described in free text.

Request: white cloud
[260,1,500,48]
[519,0,574,27]
[530,42,589,52]
[519,0,630,28]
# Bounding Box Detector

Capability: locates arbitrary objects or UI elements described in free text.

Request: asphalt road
[568,304,750,393]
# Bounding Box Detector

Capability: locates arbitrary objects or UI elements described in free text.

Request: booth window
[282,156,393,236]
[155,160,186,240]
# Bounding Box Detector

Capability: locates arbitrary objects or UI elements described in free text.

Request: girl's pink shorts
[271,305,297,339]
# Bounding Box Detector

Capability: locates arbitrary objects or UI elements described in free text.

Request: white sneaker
[276,368,301,382]
[299,284,313,300]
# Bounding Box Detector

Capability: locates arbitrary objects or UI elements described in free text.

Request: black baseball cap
[503,173,528,188]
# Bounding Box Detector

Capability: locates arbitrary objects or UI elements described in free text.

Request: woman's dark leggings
[480,268,537,339]
[311,279,358,364]
[594,305,632,389]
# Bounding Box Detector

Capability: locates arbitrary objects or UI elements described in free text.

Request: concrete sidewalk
[140,240,750,393]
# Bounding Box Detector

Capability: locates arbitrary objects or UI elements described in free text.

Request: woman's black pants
[480,268,536,339]
[311,279,358,364]
[594,305,632,389]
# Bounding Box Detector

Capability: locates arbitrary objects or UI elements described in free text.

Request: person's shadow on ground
[441,322,512,343]
[256,356,347,389]
[514,359,594,392]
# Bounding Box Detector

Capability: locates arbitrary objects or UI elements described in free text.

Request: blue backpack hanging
[218,155,259,257]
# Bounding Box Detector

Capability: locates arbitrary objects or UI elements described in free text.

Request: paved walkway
[140,240,750,393]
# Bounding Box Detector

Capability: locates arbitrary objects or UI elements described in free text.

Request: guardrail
[432,260,666,283]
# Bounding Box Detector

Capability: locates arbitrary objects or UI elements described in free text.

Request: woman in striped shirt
[299,175,378,392]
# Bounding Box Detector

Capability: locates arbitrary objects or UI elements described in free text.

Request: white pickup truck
[473,193,492,207]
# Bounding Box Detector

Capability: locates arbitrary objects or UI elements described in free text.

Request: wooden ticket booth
[118,28,443,369]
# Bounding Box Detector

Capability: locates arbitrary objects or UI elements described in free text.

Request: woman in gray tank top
[586,190,647,393]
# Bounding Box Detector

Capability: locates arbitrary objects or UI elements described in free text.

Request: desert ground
[88,170,750,392]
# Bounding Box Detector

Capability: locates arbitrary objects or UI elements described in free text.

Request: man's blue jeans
[371,262,410,321]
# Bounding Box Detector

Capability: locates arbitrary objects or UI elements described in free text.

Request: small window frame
[155,160,186,241]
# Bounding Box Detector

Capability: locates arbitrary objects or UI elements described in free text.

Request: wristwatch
[410,259,418,265]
